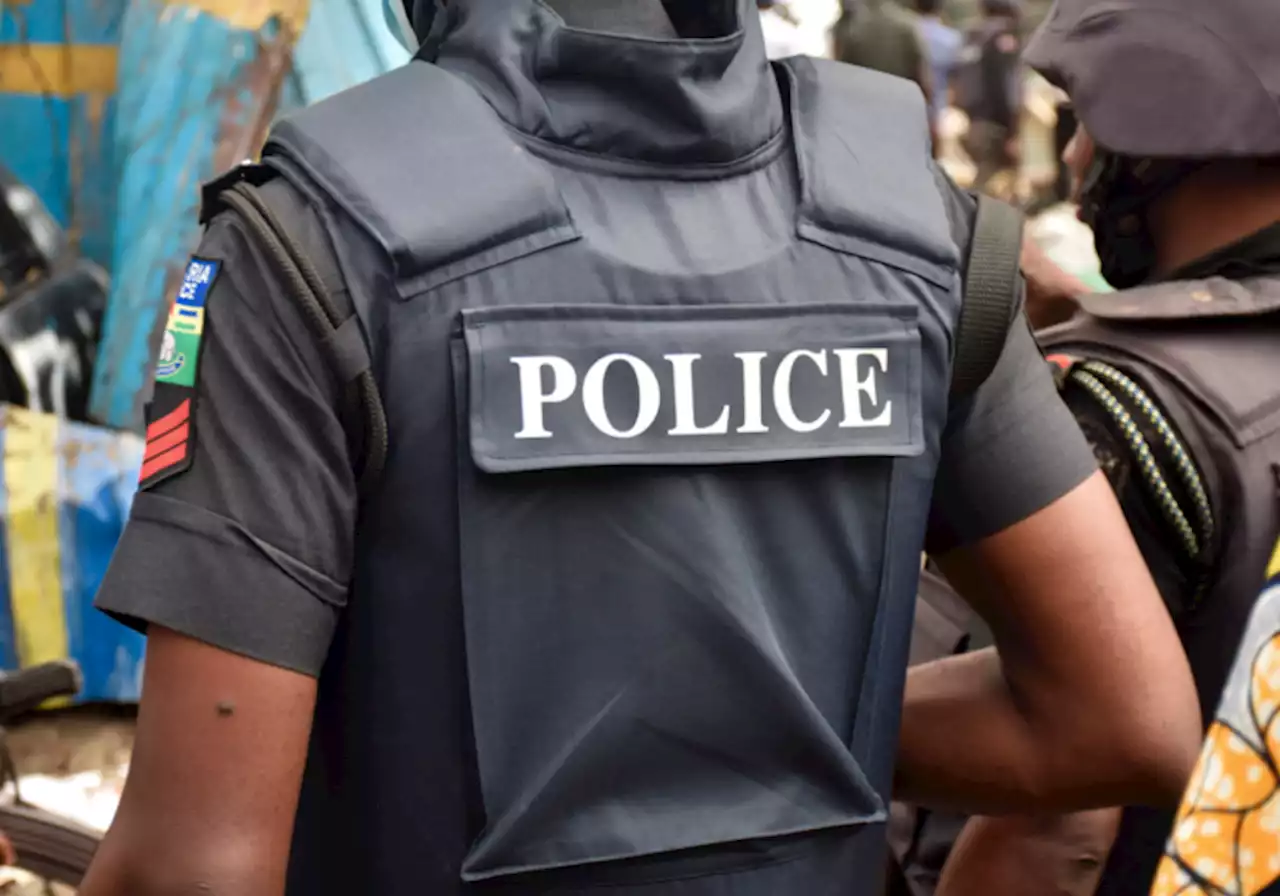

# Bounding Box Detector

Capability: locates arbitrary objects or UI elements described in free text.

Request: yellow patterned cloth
[1152,540,1280,895]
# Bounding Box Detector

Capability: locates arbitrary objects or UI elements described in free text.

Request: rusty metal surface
[283,0,409,108]
[0,0,125,269]
[88,0,406,432]
[88,2,298,430]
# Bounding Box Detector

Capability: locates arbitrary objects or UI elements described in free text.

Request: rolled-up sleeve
[95,197,357,677]
[927,314,1098,552]
[924,166,1097,553]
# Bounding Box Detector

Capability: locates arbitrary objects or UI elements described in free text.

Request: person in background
[953,0,1024,198]
[934,0,1280,892]
[832,0,938,149]
[915,0,961,141]
[757,0,827,58]
[1019,125,1097,329]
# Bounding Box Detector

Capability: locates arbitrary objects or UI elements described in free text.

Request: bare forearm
[898,648,1061,813]
[937,811,1121,896]
[901,476,1201,814]
[81,838,283,896]
[897,648,1189,814]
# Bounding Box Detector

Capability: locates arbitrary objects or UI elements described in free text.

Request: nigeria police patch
[139,256,220,490]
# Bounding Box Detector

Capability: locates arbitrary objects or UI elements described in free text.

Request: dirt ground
[7,707,134,780]
[5,706,135,836]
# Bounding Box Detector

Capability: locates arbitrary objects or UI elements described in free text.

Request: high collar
[1166,219,1280,282]
[427,0,785,167]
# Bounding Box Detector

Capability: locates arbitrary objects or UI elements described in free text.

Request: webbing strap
[323,315,373,385]
[951,195,1024,395]
[210,179,388,494]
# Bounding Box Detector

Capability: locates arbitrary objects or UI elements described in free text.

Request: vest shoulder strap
[785,58,1020,395]
[954,195,1023,396]
[262,61,576,291]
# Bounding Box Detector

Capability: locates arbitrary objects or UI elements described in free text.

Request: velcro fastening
[323,315,372,384]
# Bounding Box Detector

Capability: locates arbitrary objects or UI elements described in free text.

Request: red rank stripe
[141,398,192,483]
[139,443,188,483]
[144,422,189,461]
[147,398,190,441]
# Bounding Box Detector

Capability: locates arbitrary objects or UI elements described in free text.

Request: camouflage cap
[1025,0,1280,158]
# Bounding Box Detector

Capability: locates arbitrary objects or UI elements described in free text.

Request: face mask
[1081,152,1201,290]
[1080,155,1155,290]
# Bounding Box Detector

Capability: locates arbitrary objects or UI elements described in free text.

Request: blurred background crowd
[758,0,1109,292]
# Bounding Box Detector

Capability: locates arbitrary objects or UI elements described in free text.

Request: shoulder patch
[139,257,220,490]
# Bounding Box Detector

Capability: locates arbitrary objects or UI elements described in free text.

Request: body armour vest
[1041,275,1280,895]
[258,1,966,892]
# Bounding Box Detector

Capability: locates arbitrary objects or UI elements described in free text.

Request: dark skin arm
[81,627,315,896]
[936,810,1122,896]
[897,472,1200,814]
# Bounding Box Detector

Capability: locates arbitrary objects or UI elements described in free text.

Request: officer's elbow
[1109,702,1201,806]
[83,828,279,896]
[1043,681,1201,809]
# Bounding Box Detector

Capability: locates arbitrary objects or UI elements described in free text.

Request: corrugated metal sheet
[88,0,303,430]
[0,0,406,703]
[0,0,125,268]
[89,0,406,432]
[0,405,145,702]
[285,0,408,109]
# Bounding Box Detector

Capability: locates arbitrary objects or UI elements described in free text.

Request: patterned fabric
[1152,539,1280,895]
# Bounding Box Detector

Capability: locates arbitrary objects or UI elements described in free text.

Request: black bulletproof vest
[261,1,964,892]
[1041,276,1280,894]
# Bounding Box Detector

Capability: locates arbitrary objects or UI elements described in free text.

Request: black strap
[951,195,1024,396]
[201,166,388,494]
[322,315,374,385]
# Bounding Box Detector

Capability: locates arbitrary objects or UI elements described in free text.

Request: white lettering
[735,351,769,434]
[666,353,730,436]
[583,354,661,439]
[834,348,892,428]
[774,349,831,433]
[511,355,577,439]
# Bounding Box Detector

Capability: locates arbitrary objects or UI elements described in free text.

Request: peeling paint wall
[0,404,145,701]
[88,0,306,430]
[0,0,124,267]
[89,0,407,433]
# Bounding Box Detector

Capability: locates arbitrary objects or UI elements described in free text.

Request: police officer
[926,0,1280,892]
[954,0,1024,199]
[80,2,1199,894]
